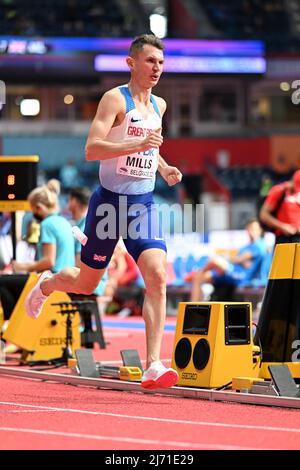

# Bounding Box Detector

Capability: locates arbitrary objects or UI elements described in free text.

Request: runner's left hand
[160,166,182,186]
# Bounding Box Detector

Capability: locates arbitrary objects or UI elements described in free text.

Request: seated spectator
[0,181,75,322]
[186,219,267,302]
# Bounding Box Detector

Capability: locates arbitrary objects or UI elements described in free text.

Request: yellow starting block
[119,366,142,381]
[69,358,142,382]
[232,376,266,392]
[73,349,143,382]
[3,273,80,362]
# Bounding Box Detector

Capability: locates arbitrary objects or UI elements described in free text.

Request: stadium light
[150,13,167,38]
[280,82,290,92]
[20,99,40,116]
[64,94,74,105]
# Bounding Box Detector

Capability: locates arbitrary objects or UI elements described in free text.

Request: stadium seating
[213,165,269,198]
[0,0,137,37]
[198,0,293,51]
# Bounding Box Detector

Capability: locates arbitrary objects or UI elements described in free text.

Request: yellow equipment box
[171,302,259,388]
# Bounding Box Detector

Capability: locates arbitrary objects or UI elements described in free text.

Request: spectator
[186,219,266,302]
[59,159,80,191]
[260,169,300,244]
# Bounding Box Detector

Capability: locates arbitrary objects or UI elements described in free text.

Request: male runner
[26,34,182,389]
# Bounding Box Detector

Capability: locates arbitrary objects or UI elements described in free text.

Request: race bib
[116,149,158,179]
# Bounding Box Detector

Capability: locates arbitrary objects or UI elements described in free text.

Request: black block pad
[75,349,98,378]
[268,365,300,398]
[120,349,143,371]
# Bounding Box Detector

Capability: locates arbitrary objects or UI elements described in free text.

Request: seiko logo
[40,337,71,346]
[182,372,197,380]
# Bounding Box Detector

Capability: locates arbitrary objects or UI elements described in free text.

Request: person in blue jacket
[188,218,267,302]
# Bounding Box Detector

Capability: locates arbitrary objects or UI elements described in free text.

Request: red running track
[1,317,300,450]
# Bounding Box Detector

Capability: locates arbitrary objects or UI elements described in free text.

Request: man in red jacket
[260,169,300,244]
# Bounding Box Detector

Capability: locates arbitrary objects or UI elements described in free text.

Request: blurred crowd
[0,0,138,37]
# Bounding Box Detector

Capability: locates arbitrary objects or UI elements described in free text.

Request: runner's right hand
[139,130,163,151]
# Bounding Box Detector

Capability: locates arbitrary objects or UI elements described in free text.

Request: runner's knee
[144,267,166,296]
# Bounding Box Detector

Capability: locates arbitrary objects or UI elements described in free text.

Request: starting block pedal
[120,349,143,371]
[75,349,98,378]
[268,365,300,398]
[74,348,142,381]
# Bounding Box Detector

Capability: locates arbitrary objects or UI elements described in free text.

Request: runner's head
[127,34,164,89]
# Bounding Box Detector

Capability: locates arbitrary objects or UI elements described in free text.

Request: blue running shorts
[81,186,167,269]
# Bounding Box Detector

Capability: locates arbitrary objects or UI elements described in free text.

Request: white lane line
[0,427,255,450]
[0,401,299,434]
[0,410,55,413]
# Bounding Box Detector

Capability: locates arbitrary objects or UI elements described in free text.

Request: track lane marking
[0,401,300,434]
[0,427,258,450]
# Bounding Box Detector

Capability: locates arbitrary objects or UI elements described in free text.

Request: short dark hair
[69,187,91,206]
[244,218,260,227]
[129,34,164,57]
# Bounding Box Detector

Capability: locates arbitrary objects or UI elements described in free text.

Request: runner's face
[130,45,164,88]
